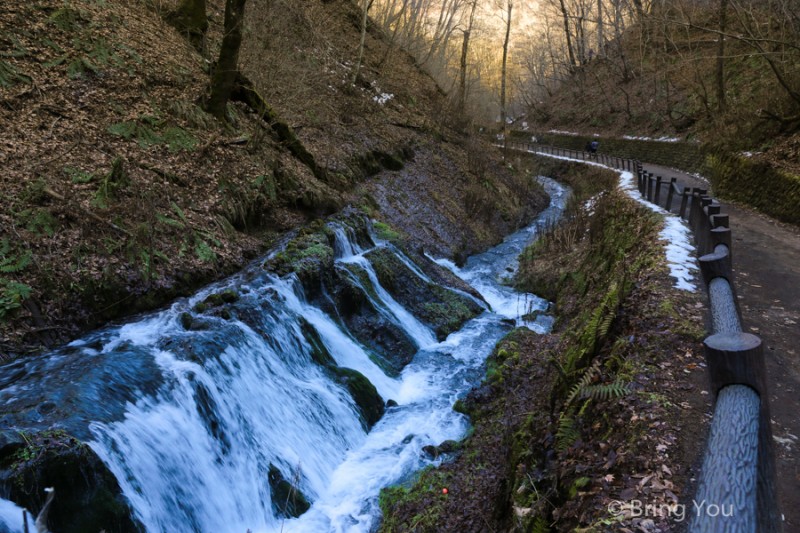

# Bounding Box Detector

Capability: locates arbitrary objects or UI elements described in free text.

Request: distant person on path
[589,140,599,155]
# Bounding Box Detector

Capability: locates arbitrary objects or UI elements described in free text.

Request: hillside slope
[0,0,546,355]
[528,3,800,175]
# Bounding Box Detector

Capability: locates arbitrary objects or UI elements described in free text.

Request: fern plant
[0,239,31,274]
[555,413,580,452]
[0,239,33,319]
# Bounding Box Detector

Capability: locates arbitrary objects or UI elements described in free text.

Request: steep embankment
[380,155,710,532]
[0,0,546,356]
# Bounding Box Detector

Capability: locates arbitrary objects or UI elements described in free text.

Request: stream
[0,177,568,533]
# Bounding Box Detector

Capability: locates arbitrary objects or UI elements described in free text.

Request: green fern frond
[580,381,629,401]
[556,414,580,452]
[564,359,602,408]
[0,240,31,274]
[171,202,188,223]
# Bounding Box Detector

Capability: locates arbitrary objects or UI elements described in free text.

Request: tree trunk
[557,0,577,68]
[631,0,644,20]
[715,0,728,112]
[457,0,478,114]
[167,0,208,53]
[353,0,370,84]
[500,0,513,148]
[205,0,247,120]
[597,0,603,56]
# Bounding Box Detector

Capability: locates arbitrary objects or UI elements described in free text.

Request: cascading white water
[88,276,372,532]
[0,177,569,533]
[339,254,437,349]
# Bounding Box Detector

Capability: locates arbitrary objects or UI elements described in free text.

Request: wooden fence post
[665,178,677,211]
[654,175,663,205]
[679,187,690,219]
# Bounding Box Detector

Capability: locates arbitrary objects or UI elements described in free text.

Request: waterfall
[0,177,569,533]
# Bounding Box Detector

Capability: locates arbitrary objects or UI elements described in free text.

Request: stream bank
[379,155,710,532]
[0,174,561,532]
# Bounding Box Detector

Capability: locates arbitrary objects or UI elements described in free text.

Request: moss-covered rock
[331,367,385,429]
[298,317,336,368]
[263,219,335,290]
[0,430,139,533]
[323,264,417,375]
[422,439,460,459]
[298,318,385,428]
[364,247,484,339]
[268,464,311,518]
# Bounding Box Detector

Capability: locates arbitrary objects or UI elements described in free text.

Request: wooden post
[665,178,677,211]
[654,175,663,205]
[679,187,690,219]
[696,196,713,254]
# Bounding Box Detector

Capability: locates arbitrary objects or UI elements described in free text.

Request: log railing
[505,140,781,532]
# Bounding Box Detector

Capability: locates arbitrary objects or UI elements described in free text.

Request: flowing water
[0,178,568,533]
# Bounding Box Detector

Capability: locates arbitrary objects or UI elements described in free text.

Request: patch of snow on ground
[547,129,581,136]
[373,93,394,105]
[583,192,605,215]
[622,135,681,143]
[523,148,699,292]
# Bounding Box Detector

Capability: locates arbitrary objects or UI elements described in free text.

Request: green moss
[263,225,334,285]
[331,367,385,429]
[378,467,451,533]
[299,318,336,367]
[364,247,483,339]
[704,151,800,226]
[421,286,477,338]
[179,312,193,329]
[372,221,401,243]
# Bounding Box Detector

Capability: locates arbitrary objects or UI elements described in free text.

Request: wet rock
[0,344,163,441]
[422,439,461,459]
[263,220,336,293]
[321,264,416,375]
[298,318,336,368]
[268,464,311,519]
[331,367,385,430]
[180,311,194,329]
[0,430,140,532]
[298,320,385,429]
[386,399,398,408]
[364,247,484,340]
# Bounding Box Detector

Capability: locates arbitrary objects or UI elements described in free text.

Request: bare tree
[715,0,728,112]
[205,0,247,120]
[353,0,373,84]
[553,0,578,68]
[500,0,513,144]
[457,0,480,113]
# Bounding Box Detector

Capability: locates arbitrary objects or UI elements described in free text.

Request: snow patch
[622,135,681,143]
[373,93,394,105]
[522,148,699,292]
[547,129,581,136]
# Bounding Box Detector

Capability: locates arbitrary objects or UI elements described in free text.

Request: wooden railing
[504,141,636,172]
[505,141,782,532]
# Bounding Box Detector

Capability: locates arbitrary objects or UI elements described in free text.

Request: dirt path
[643,163,800,529]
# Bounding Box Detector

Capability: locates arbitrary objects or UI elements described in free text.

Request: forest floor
[643,163,800,530]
